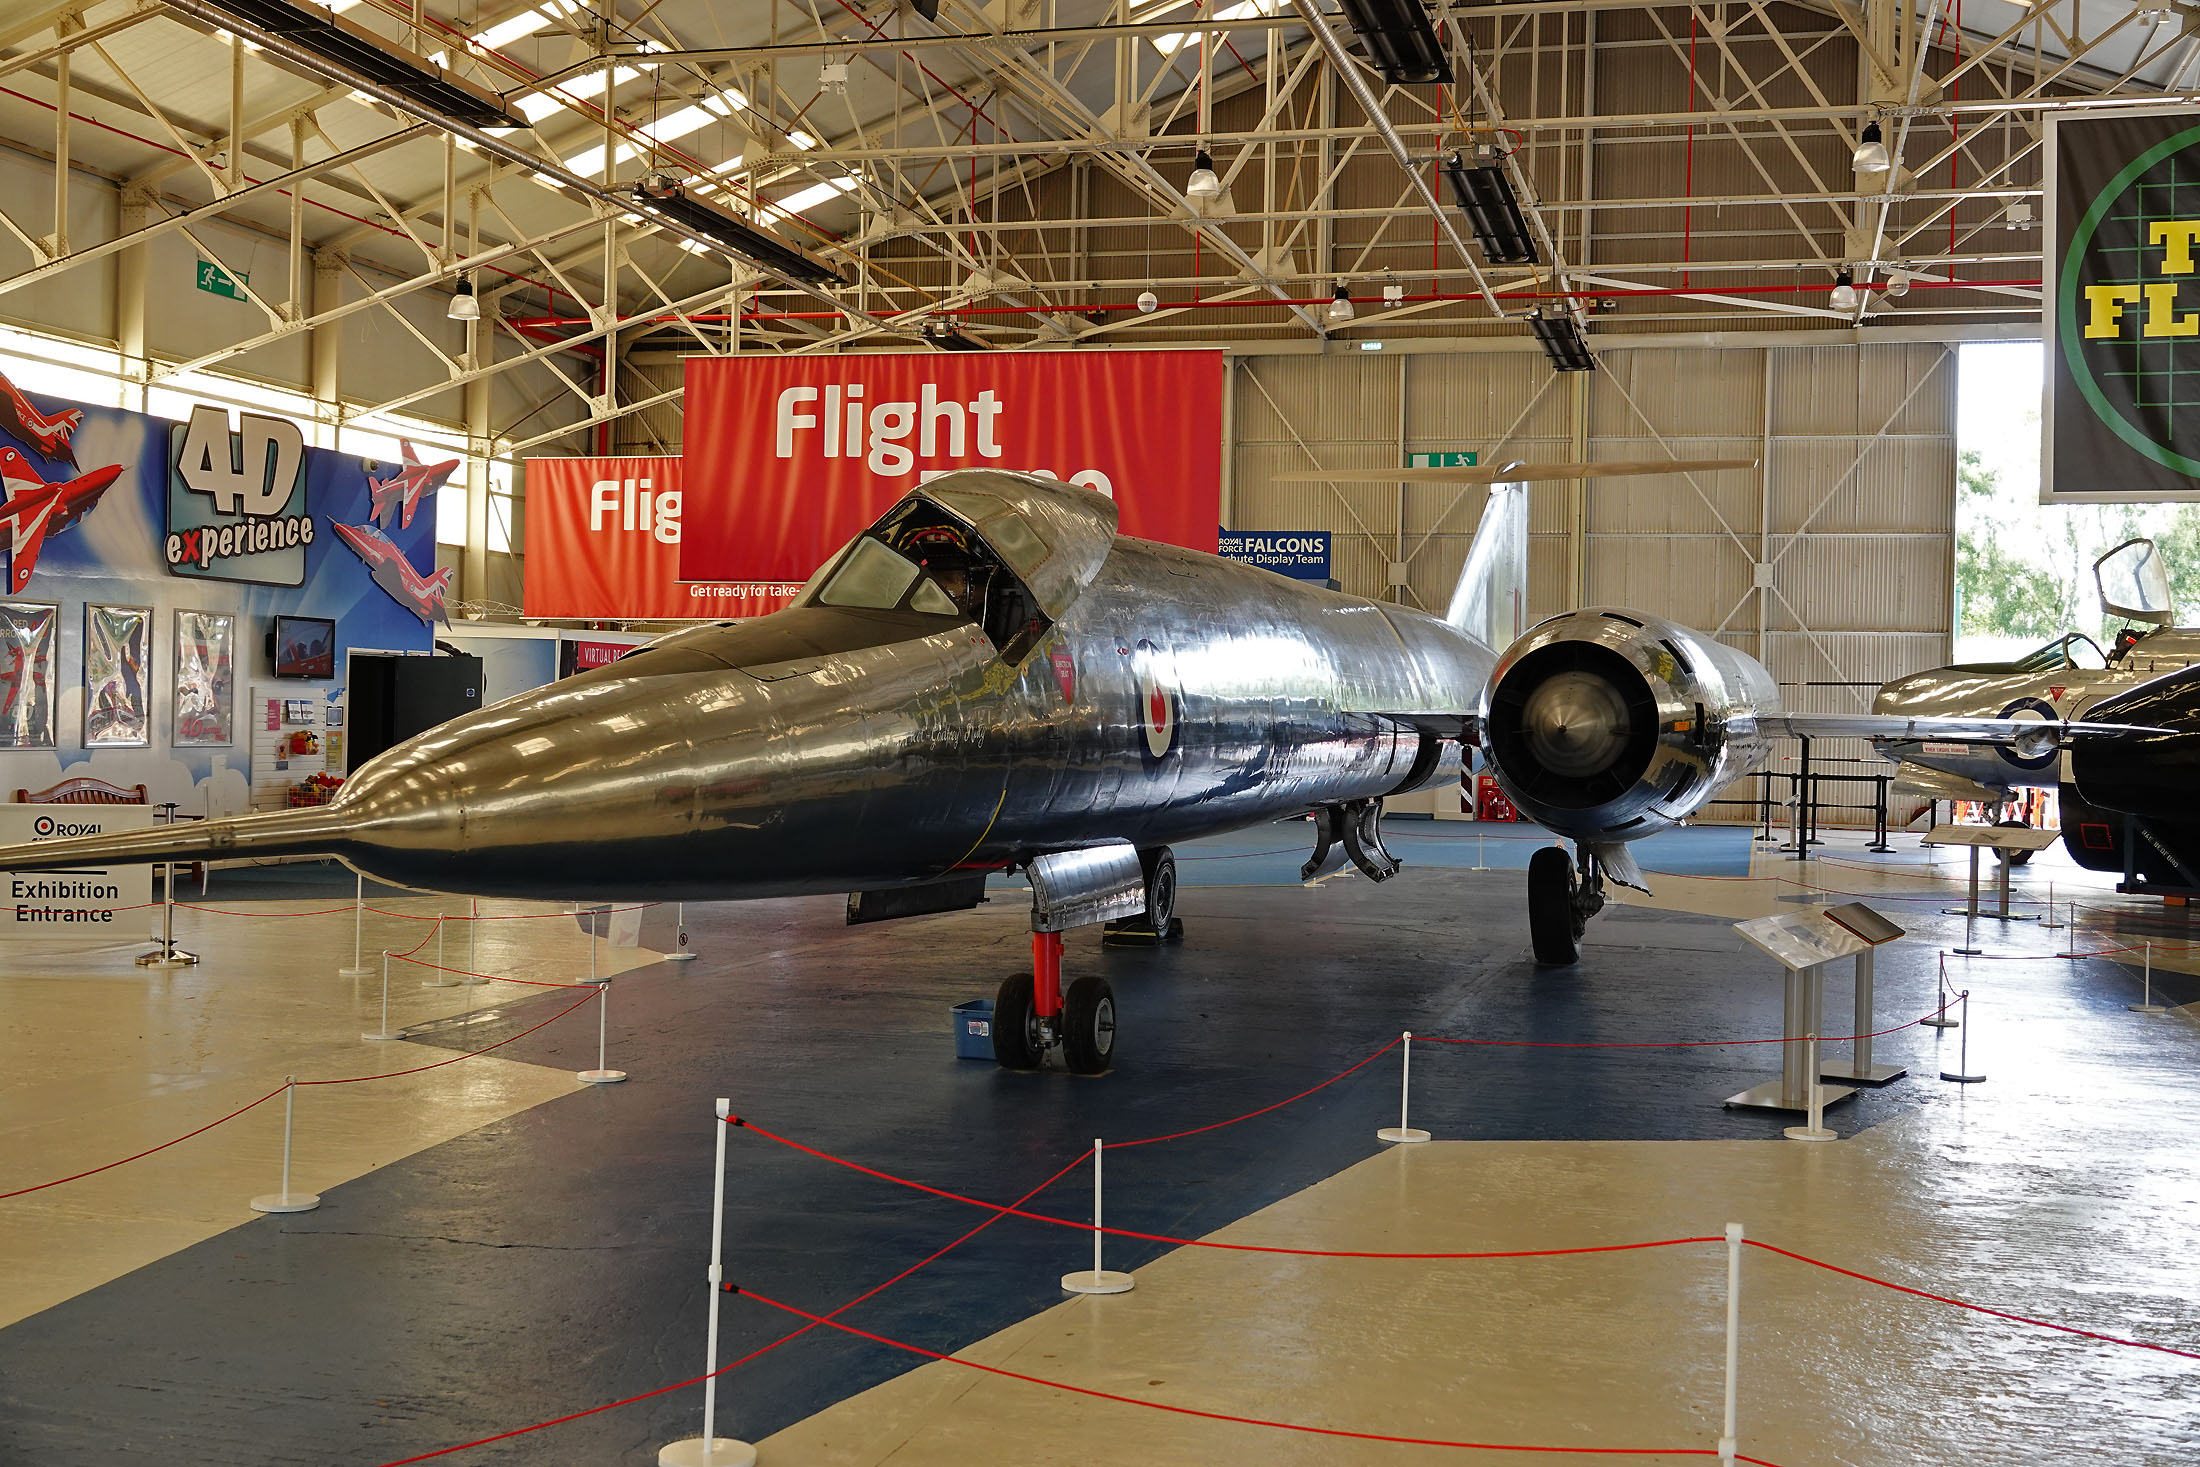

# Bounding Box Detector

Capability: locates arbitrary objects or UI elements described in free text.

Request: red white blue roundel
[1995,695,2061,771]
[1136,638,1178,760]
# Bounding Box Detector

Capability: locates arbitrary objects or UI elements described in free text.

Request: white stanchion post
[1939,991,1985,1083]
[421,914,458,988]
[340,873,371,976]
[1718,1222,1741,1466]
[460,897,487,986]
[1921,954,1959,1029]
[1377,1030,1432,1143]
[2130,939,2168,1014]
[658,1099,756,1467]
[136,859,198,968]
[667,901,699,963]
[578,978,628,1084]
[2041,882,2062,930]
[1061,1139,1135,1295]
[1473,831,1486,871]
[362,951,401,1041]
[1783,1035,1835,1142]
[249,1079,321,1213]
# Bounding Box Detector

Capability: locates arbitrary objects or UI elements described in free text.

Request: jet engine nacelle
[1482,608,1779,843]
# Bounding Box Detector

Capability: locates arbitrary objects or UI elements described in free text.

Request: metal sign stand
[1928,824,2060,957]
[1725,904,1904,1114]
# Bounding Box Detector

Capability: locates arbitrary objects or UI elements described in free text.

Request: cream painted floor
[759,835,2200,1467]
[0,888,655,1327]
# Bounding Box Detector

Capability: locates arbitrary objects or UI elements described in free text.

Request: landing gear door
[2096,537,2174,627]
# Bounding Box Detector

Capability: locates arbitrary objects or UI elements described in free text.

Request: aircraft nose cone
[1521,669,1633,778]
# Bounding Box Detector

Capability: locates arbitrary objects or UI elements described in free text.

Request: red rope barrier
[733,1286,1780,1463]
[296,989,600,1086]
[735,1116,1718,1261]
[389,953,596,988]
[1746,1241,2200,1361]
[1111,1036,1401,1148]
[366,1149,1097,1466]
[0,1081,290,1200]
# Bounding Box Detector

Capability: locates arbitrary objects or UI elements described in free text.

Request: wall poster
[83,603,151,747]
[172,608,234,748]
[0,602,58,748]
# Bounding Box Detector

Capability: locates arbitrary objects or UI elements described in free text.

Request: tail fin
[1444,479,1528,650]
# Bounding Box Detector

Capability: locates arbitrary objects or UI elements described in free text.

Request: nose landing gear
[1527,844,1606,965]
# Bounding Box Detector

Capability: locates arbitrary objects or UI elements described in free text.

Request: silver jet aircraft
[0,469,2137,1072]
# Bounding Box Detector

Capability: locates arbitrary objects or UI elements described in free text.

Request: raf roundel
[1135,638,1177,760]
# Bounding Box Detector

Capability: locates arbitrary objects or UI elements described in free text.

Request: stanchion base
[1919,1015,1960,1029]
[665,951,699,963]
[2054,951,2085,960]
[2041,921,2065,930]
[1725,1080,1857,1113]
[1061,1269,1135,1295]
[420,978,458,989]
[1939,1071,1986,1084]
[1782,1125,1837,1142]
[2128,1003,2169,1015]
[135,950,199,968]
[361,1030,403,1042]
[250,1192,321,1213]
[338,966,372,978]
[1941,908,1976,917]
[578,1068,628,1084]
[657,1438,756,1467]
[1952,947,1983,957]
[1376,1127,1432,1143]
[459,975,489,987]
[1819,1060,1906,1085]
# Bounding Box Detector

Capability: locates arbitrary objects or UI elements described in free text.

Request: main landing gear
[994,933,1117,1075]
[1301,798,1401,882]
[1527,844,1607,965]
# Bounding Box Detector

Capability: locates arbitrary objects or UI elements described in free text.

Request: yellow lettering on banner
[2149,219,2200,275]
[2085,283,2145,338]
[2145,282,2200,337]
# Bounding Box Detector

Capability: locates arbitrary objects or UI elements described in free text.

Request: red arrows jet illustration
[0,446,124,594]
[366,439,458,530]
[332,520,452,625]
[0,372,83,467]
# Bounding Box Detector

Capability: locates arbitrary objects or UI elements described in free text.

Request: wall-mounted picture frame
[83,603,152,748]
[0,601,59,749]
[173,608,235,748]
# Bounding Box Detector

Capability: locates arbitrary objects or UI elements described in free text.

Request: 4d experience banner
[2045,108,2200,501]
[522,456,800,619]
[678,350,1225,584]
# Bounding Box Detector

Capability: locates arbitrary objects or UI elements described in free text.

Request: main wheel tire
[1138,846,1177,934]
[1528,845,1582,965]
[1061,974,1117,1075]
[992,970,1045,1069]
[1995,817,2036,867]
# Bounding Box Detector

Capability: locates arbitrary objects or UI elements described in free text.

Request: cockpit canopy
[2096,537,2174,628]
[799,470,1118,661]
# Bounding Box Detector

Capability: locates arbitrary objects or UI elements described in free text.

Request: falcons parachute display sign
[678,350,1224,583]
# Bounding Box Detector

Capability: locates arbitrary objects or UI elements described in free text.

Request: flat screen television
[269,615,336,680]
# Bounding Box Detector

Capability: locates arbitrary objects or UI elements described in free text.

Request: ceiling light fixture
[921,318,987,351]
[628,177,845,286]
[446,273,480,321]
[190,0,525,128]
[1829,268,1860,312]
[1335,0,1453,85]
[1442,149,1538,266]
[1527,306,1596,372]
[1885,269,1911,298]
[1328,284,1356,324]
[1852,120,1891,174]
[1186,149,1223,200]
[1382,282,1405,305]
[1136,290,1159,313]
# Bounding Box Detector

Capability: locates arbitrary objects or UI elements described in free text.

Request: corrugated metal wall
[1231,342,1954,821]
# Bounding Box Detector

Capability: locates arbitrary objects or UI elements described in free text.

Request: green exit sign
[1407,451,1478,468]
[195,259,249,301]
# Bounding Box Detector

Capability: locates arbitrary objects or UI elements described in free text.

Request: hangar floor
[1,822,2196,1466]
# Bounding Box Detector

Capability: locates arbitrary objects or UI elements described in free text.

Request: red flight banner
[521,455,801,619]
[679,350,1223,583]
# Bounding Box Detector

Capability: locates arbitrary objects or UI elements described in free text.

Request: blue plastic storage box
[952,998,994,1059]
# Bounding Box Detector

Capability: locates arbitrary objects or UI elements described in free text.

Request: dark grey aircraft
[0,469,2141,1072]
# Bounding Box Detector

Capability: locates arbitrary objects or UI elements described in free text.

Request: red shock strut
[1030,929,1064,1020]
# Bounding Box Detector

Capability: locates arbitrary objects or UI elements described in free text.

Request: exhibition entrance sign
[521,456,799,619]
[0,803,152,945]
[678,350,1224,584]
[2044,108,2200,500]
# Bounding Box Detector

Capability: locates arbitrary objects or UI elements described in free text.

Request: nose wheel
[993,932,1116,1074]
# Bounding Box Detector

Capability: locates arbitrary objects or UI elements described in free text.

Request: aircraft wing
[7,497,57,592]
[1758,712,2168,744]
[1367,712,1476,739]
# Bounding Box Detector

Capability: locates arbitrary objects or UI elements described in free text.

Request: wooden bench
[14,777,205,891]
[13,777,148,806]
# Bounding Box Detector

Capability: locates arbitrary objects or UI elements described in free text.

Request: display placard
[2044,108,2200,500]
[0,803,154,945]
[0,601,58,748]
[172,609,235,747]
